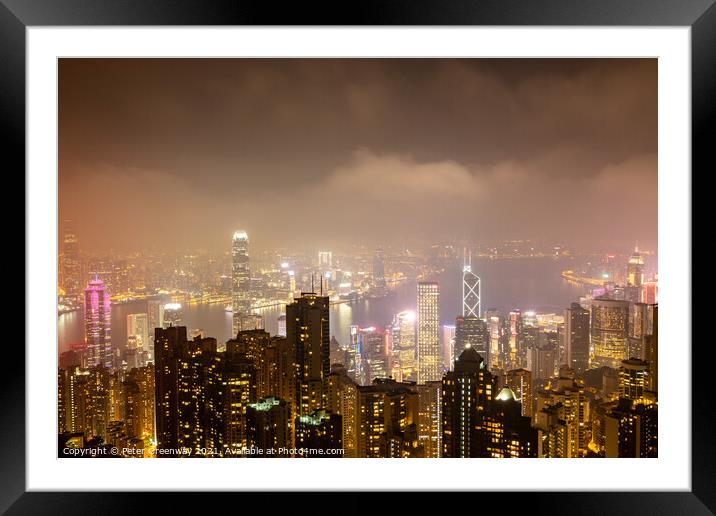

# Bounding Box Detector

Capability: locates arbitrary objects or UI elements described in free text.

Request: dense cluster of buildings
[58,231,658,459]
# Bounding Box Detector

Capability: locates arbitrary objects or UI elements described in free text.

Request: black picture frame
[5,0,710,513]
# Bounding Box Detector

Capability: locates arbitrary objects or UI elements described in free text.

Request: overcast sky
[59,58,657,254]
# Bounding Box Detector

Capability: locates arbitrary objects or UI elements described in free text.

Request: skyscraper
[231,230,251,336]
[475,387,537,458]
[591,298,630,368]
[84,275,112,369]
[626,246,645,288]
[61,219,81,299]
[417,282,440,383]
[357,378,421,458]
[462,250,481,318]
[441,346,495,458]
[565,302,590,373]
[394,310,417,382]
[286,293,330,416]
[454,315,489,363]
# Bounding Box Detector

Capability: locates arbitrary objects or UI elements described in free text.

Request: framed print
[6,0,711,513]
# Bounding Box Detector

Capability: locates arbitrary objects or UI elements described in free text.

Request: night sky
[59,58,657,254]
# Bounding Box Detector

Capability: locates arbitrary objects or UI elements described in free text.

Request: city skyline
[57,58,658,460]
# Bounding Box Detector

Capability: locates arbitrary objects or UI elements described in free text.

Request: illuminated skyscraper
[286,293,330,416]
[618,359,649,402]
[326,365,359,458]
[417,282,440,383]
[416,381,442,458]
[84,275,112,369]
[357,378,421,458]
[626,246,645,289]
[442,324,456,370]
[564,302,590,373]
[61,219,81,299]
[394,310,417,382]
[462,250,481,318]
[591,298,630,368]
[534,370,587,457]
[475,387,537,458]
[146,299,164,362]
[441,347,495,458]
[231,230,251,335]
[454,315,489,363]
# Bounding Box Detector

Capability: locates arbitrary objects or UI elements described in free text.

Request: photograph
[56,57,659,460]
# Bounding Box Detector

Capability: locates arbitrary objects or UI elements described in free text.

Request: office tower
[235,312,264,332]
[162,303,183,328]
[84,275,113,369]
[591,298,630,368]
[232,230,251,336]
[454,315,490,363]
[605,398,658,457]
[394,310,417,382]
[628,302,654,360]
[325,365,359,458]
[317,250,333,270]
[247,397,290,456]
[61,219,81,299]
[295,410,342,456]
[626,246,645,289]
[352,326,388,385]
[277,314,287,337]
[127,313,150,351]
[417,282,440,383]
[442,324,456,370]
[527,341,556,381]
[564,302,590,373]
[286,293,330,416]
[416,381,442,458]
[357,378,422,458]
[462,250,481,318]
[475,387,537,458]
[534,371,587,457]
[504,368,533,418]
[644,305,658,393]
[441,347,495,458]
[485,310,502,370]
[507,310,522,368]
[147,299,164,361]
[618,359,649,402]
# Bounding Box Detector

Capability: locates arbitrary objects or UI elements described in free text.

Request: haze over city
[59,58,657,254]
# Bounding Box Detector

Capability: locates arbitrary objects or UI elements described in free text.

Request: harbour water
[58,256,587,354]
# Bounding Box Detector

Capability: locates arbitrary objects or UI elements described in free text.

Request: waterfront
[58,256,587,355]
